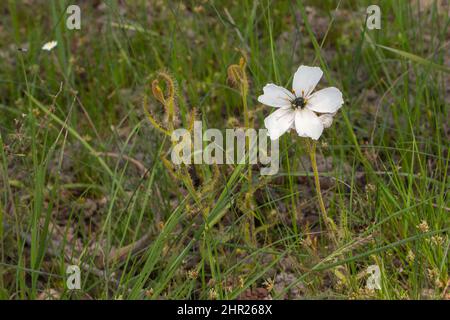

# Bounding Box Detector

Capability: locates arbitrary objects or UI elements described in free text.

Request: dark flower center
[292,96,306,109]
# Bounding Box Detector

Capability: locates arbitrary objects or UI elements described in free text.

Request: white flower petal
[42,41,57,51]
[319,113,335,128]
[258,84,294,108]
[264,108,295,140]
[292,65,323,97]
[306,87,344,113]
[294,108,324,140]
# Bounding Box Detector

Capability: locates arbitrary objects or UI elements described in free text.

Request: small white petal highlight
[318,113,335,128]
[306,87,344,114]
[264,108,295,140]
[292,65,323,97]
[42,41,57,51]
[258,84,294,108]
[294,108,324,140]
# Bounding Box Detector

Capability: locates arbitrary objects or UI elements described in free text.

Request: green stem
[241,83,252,184]
[240,75,255,245]
[308,140,338,244]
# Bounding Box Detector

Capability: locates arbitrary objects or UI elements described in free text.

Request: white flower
[258,65,344,140]
[42,41,57,51]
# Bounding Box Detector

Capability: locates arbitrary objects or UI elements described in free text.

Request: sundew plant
[0,1,448,300]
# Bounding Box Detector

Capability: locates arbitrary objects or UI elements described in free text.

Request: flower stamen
[292,96,306,110]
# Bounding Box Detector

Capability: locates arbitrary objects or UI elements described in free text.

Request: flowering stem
[236,61,257,245]
[307,140,338,244]
[241,83,252,180]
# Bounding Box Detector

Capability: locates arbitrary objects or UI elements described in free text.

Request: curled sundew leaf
[142,95,171,136]
[144,70,179,134]
[151,80,166,105]
[227,55,248,89]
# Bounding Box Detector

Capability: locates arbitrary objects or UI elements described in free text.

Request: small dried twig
[95,152,148,176]
[106,233,153,267]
